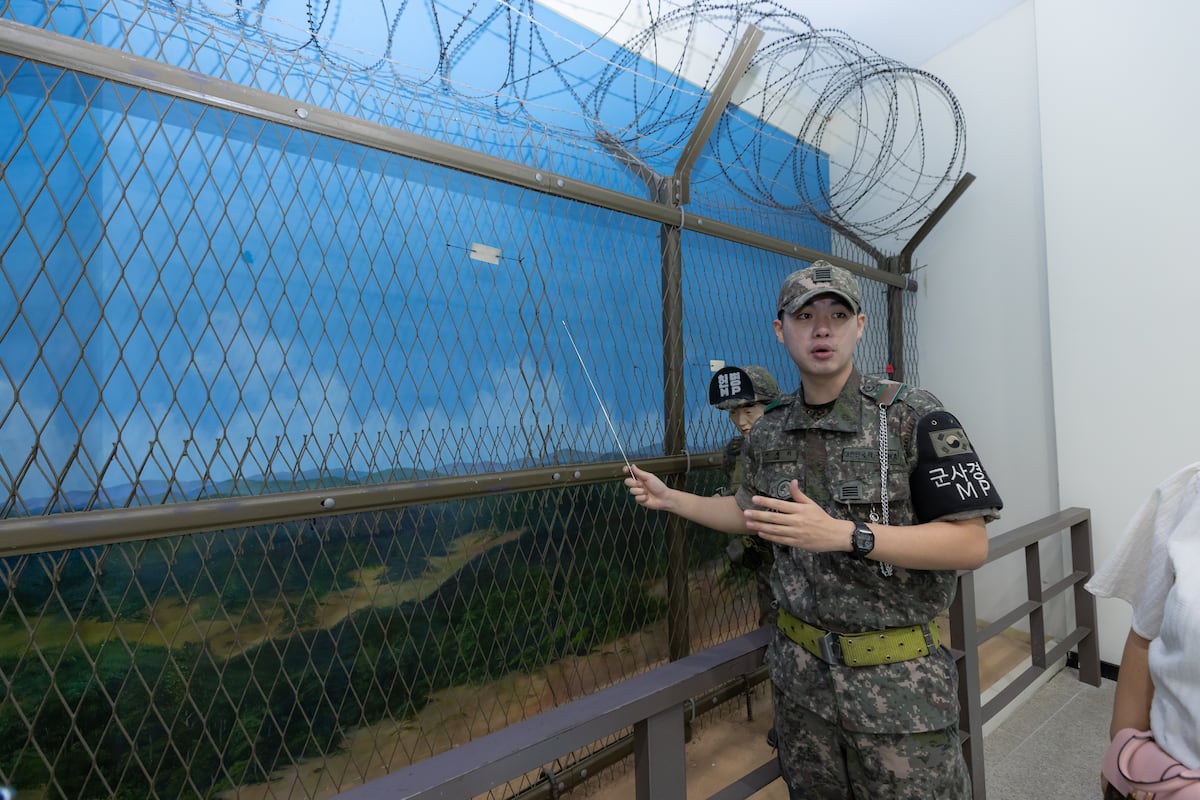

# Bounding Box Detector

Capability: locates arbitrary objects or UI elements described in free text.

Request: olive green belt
[776,608,940,667]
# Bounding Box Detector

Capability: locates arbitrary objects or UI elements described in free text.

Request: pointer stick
[561,320,634,475]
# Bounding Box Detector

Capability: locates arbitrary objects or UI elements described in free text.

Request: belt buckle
[921,623,936,653]
[817,632,843,665]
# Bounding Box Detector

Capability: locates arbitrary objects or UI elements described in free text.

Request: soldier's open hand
[746,480,849,553]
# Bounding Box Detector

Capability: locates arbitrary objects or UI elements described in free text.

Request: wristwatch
[849,520,875,560]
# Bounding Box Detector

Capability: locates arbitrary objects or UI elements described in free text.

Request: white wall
[1035,0,1200,662]
[919,0,1200,664]
[913,2,1064,629]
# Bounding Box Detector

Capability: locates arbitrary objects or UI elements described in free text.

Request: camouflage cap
[777,260,862,315]
[708,365,780,410]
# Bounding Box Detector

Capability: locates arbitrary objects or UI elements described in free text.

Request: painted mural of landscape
[0,477,737,798]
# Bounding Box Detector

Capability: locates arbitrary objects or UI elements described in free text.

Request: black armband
[910,411,1003,522]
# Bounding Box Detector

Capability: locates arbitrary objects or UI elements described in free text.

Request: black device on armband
[910,410,1002,522]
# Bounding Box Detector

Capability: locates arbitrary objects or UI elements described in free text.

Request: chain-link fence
[1,2,925,798]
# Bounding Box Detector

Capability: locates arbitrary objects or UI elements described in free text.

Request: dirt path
[309,528,528,631]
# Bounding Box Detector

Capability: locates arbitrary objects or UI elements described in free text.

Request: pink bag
[1103,728,1200,798]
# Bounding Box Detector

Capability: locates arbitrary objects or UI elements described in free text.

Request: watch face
[852,525,874,557]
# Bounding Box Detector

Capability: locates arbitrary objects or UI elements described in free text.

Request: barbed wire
[158,0,966,242]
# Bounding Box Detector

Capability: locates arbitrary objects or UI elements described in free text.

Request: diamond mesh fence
[1,3,922,798]
[1,479,754,799]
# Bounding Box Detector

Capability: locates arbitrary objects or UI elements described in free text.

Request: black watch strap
[849,520,875,560]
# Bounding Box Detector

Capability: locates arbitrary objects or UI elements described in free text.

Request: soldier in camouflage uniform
[708,364,780,625]
[626,262,1002,799]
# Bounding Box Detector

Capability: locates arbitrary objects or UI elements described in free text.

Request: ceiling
[790,0,1025,65]
[544,0,1028,73]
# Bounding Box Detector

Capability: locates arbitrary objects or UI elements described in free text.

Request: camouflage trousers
[771,689,970,799]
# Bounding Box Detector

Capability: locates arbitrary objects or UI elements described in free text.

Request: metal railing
[952,506,1101,800]
[332,628,775,800]
[347,507,1101,800]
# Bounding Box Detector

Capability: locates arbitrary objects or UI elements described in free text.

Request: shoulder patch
[910,410,1002,522]
[873,380,907,407]
[859,377,908,404]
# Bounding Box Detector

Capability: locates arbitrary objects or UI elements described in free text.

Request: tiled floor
[983,666,1116,799]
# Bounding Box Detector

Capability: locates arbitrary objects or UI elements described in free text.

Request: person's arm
[1110,628,1153,737]
[625,463,748,534]
[742,479,988,570]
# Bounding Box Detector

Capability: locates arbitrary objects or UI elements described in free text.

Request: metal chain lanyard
[876,403,895,578]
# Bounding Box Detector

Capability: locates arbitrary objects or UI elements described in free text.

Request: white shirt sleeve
[1085,462,1200,639]
[1085,461,1200,768]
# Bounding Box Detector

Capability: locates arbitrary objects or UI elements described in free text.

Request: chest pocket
[832,442,910,514]
[758,448,803,500]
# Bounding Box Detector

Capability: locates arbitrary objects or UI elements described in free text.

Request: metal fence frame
[0,12,957,800]
[0,17,918,546]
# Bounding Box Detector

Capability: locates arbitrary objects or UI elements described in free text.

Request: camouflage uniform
[710,365,780,626]
[718,435,776,625]
[735,368,1001,799]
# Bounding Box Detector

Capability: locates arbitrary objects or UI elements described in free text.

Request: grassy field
[0,527,526,660]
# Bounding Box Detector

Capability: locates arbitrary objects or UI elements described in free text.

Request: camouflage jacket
[717,435,744,496]
[734,368,1001,733]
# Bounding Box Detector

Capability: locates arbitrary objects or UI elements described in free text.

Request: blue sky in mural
[0,0,829,509]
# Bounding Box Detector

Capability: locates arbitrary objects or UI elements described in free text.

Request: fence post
[951,570,986,800]
[1070,514,1102,686]
[659,190,691,661]
[634,705,687,800]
